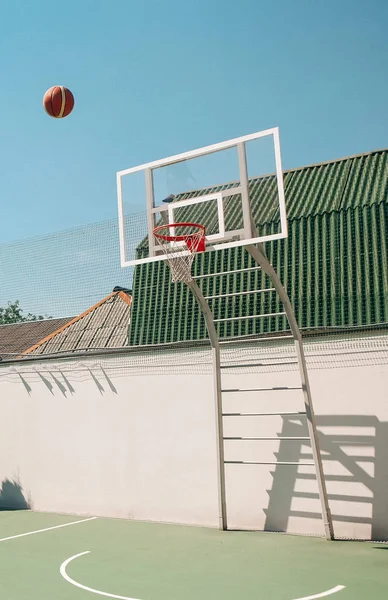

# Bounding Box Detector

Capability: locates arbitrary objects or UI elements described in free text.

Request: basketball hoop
[153,222,206,283]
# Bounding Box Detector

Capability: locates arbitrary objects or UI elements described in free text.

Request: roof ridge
[283,147,388,175]
[21,291,129,356]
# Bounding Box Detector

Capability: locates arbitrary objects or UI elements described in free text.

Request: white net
[153,223,205,284]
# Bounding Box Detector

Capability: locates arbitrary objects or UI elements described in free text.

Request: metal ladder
[189,244,334,540]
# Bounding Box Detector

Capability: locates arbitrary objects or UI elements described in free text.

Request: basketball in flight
[43,86,74,118]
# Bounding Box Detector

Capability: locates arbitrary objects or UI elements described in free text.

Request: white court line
[60,551,141,600]
[0,516,97,543]
[60,550,346,600]
[292,585,345,600]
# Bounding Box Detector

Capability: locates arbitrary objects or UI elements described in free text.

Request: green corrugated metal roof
[286,149,387,215]
[130,149,388,345]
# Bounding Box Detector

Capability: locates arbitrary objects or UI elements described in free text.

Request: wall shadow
[0,478,30,511]
[263,415,388,541]
[101,368,118,394]
[88,369,105,394]
[17,369,114,396]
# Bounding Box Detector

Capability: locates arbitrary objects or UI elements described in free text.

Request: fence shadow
[0,478,30,511]
[263,415,388,541]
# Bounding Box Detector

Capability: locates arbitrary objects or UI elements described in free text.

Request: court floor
[0,510,387,600]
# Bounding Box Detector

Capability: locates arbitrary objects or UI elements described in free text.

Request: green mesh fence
[129,202,388,345]
[0,219,131,321]
[1,149,387,359]
[127,149,388,345]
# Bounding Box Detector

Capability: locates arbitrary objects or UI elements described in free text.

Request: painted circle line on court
[293,587,345,600]
[60,552,141,600]
[59,551,346,600]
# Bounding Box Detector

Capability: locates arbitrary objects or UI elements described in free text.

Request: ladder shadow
[263,415,388,541]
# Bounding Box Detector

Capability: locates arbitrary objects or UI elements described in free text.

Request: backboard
[117,127,287,268]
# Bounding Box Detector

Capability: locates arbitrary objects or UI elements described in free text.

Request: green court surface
[0,511,387,600]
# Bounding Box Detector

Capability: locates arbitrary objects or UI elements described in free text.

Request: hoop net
[153,222,206,283]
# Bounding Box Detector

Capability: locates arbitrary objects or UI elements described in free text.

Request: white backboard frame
[117,127,287,268]
[167,192,225,242]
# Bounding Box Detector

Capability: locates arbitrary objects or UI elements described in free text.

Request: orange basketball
[43,86,74,118]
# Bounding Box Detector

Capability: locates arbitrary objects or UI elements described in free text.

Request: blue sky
[0,0,387,316]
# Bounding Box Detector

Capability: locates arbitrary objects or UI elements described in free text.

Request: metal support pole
[145,168,156,258]
[187,279,228,531]
[246,243,334,540]
[237,142,253,240]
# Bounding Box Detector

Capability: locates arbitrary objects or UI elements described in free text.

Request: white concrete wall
[0,333,387,540]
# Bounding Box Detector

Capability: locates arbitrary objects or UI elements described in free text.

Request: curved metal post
[187,279,227,531]
[246,244,334,540]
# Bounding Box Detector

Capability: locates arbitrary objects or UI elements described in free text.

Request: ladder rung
[219,334,294,344]
[225,461,315,466]
[293,491,373,502]
[214,311,286,323]
[205,288,275,300]
[224,436,310,441]
[222,386,302,392]
[220,361,297,368]
[194,265,262,279]
[223,412,307,417]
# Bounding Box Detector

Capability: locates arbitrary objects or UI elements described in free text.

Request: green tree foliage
[0,301,46,324]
